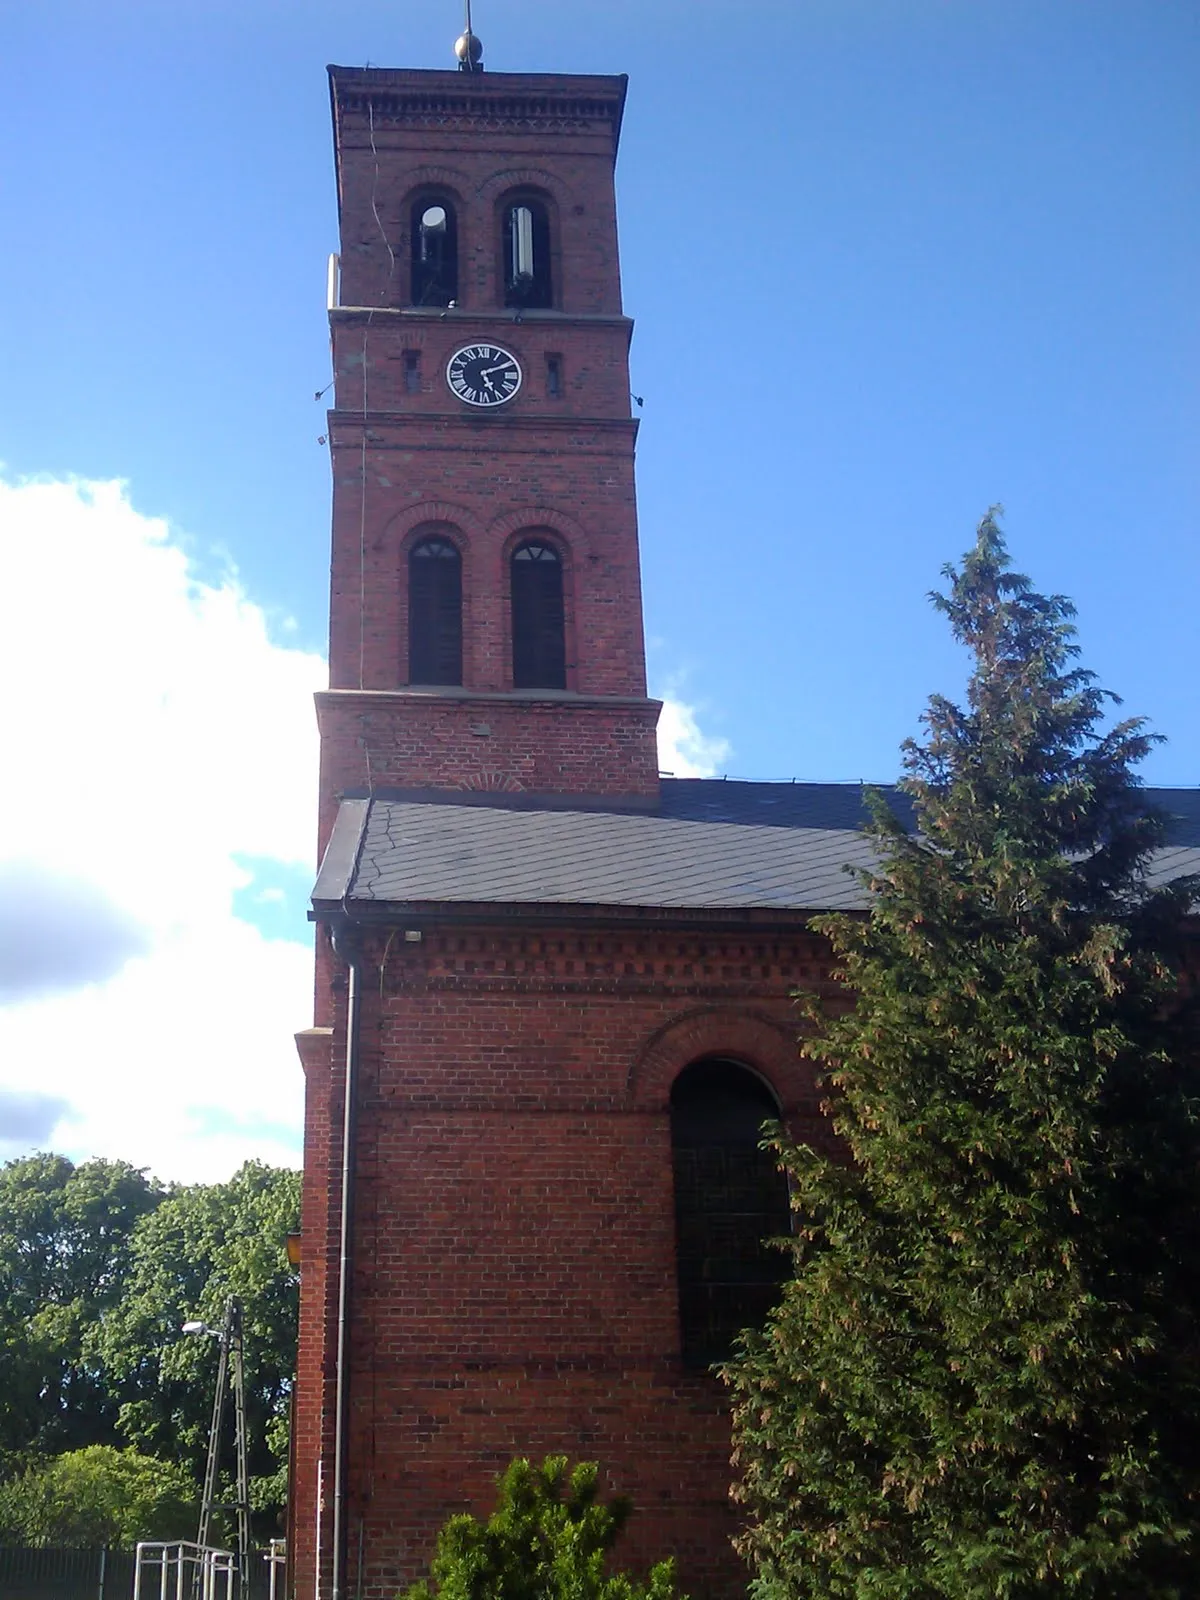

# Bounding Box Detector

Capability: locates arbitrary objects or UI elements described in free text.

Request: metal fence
[0,1548,280,1600]
[0,1547,136,1600]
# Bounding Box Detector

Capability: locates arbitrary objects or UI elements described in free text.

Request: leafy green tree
[92,1161,300,1525]
[0,1445,196,1548]
[725,514,1200,1598]
[0,1154,164,1470]
[402,1457,683,1600]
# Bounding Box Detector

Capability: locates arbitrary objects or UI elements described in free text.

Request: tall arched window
[410,198,458,307]
[511,539,565,689]
[503,199,552,309]
[408,536,462,685]
[670,1059,791,1368]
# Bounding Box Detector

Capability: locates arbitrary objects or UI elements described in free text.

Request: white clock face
[446,342,522,407]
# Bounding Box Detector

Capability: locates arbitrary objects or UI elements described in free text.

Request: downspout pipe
[329,921,362,1600]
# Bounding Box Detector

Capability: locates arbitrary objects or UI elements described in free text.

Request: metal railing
[132,1543,235,1600]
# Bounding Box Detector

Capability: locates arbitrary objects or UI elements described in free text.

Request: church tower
[315,54,660,848]
[293,39,841,1600]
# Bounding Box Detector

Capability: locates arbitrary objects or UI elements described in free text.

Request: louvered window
[511,540,565,689]
[408,537,462,685]
[670,1060,791,1368]
[411,198,458,307]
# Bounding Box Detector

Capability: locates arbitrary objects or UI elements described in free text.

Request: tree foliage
[725,514,1200,1599]
[0,1445,195,1548]
[0,1154,164,1470]
[402,1457,684,1600]
[91,1159,300,1510]
[0,1154,300,1537]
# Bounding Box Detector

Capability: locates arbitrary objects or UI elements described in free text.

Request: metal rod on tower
[455,0,484,71]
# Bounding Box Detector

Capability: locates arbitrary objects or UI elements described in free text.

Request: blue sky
[1,0,1197,1177]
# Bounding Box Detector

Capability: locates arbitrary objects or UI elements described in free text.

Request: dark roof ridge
[333,777,1200,846]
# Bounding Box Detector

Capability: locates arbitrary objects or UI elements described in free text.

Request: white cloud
[656,695,731,778]
[0,476,324,1183]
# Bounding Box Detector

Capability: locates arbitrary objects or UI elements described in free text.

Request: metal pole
[230,1301,252,1600]
[98,1547,107,1600]
[330,938,362,1600]
[314,1460,323,1600]
[199,1303,233,1552]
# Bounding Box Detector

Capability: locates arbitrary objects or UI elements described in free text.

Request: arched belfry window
[670,1059,791,1368]
[511,539,566,690]
[503,199,552,309]
[410,198,458,307]
[408,535,462,685]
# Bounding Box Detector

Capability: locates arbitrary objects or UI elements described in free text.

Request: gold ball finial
[455,29,483,70]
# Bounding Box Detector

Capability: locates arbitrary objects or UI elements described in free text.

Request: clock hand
[479,362,512,378]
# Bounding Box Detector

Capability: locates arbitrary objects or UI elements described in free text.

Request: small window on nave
[408,536,463,685]
[411,199,458,307]
[503,200,552,309]
[511,539,566,690]
[670,1059,791,1369]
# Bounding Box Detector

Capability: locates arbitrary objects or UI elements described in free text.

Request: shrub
[401,1456,683,1600]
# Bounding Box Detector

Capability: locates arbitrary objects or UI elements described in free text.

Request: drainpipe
[329,922,362,1600]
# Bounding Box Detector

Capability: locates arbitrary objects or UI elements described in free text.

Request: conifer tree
[725,513,1200,1599]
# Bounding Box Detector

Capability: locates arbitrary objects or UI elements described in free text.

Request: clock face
[446,342,522,408]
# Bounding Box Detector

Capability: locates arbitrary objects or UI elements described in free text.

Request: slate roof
[311,779,1200,921]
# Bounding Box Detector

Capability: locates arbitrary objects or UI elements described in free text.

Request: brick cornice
[316,687,660,712]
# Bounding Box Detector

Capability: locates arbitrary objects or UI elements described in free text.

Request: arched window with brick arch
[410,195,458,307]
[408,533,462,685]
[670,1058,791,1368]
[502,195,553,309]
[511,537,565,689]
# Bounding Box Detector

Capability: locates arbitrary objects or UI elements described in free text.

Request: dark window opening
[511,539,565,689]
[403,350,421,394]
[411,199,458,307]
[546,353,563,398]
[408,536,462,685]
[503,201,552,309]
[670,1059,791,1369]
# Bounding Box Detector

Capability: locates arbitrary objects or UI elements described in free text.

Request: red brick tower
[314,60,660,850]
[293,47,840,1600]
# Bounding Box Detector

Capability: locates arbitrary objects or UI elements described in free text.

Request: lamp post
[183,1297,251,1600]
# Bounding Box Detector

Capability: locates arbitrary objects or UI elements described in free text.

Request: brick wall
[314,690,661,856]
[293,922,843,1600]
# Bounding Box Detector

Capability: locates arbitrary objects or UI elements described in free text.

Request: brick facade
[292,63,831,1600]
[294,927,842,1600]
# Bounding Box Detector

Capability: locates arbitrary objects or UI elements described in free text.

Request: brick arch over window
[388,501,484,552]
[629,1007,814,1115]
[670,1056,792,1368]
[489,506,591,563]
[475,167,572,211]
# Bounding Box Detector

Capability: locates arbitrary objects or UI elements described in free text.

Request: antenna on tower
[455,0,484,71]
